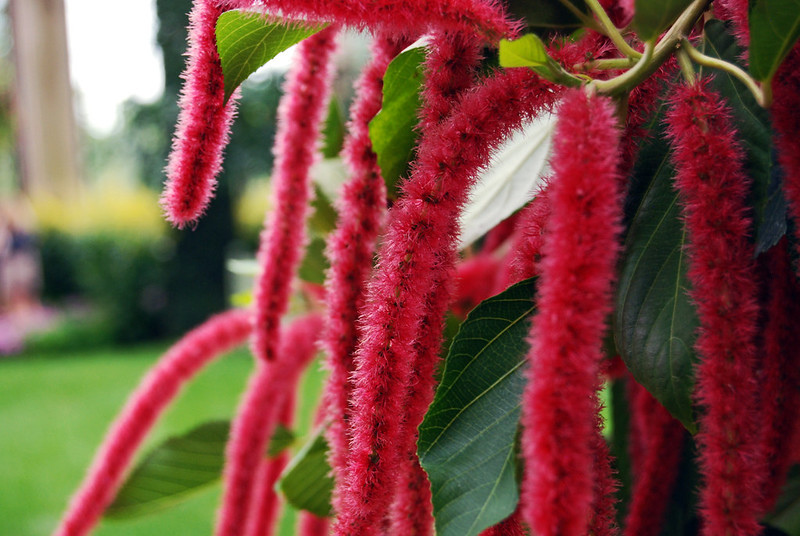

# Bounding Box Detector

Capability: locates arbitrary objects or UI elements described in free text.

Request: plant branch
[680,38,771,107]
[558,0,603,33]
[592,0,710,95]
[584,0,642,59]
[574,57,637,71]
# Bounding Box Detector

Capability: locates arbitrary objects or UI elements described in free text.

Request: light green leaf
[321,99,345,159]
[298,236,330,285]
[278,429,334,517]
[216,11,327,102]
[633,0,693,42]
[748,0,800,81]
[460,114,556,248]
[615,103,698,433]
[267,424,296,457]
[418,279,537,536]
[369,43,427,198]
[499,33,551,68]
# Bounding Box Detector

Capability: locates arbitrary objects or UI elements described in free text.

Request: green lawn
[0,343,327,536]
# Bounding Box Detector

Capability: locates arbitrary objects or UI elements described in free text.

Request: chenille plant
[55,0,800,535]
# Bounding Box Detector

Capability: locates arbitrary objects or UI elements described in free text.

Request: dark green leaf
[267,424,296,457]
[615,104,699,433]
[369,45,426,198]
[748,0,800,81]
[506,0,588,31]
[278,429,334,517]
[765,466,800,536]
[216,11,326,102]
[106,421,230,518]
[298,237,330,285]
[418,279,537,536]
[703,20,787,255]
[633,0,693,41]
[321,99,345,159]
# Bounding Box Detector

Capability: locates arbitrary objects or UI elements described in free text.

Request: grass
[0,342,328,536]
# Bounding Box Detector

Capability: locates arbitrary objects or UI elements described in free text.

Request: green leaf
[267,424,296,457]
[418,278,537,536]
[278,428,334,517]
[615,104,699,433]
[216,11,327,102]
[308,184,339,237]
[106,421,230,518]
[748,0,800,81]
[633,0,693,41]
[765,466,800,535]
[499,34,583,86]
[369,44,426,198]
[506,0,589,31]
[298,236,330,285]
[321,99,345,159]
[106,420,295,519]
[703,20,787,255]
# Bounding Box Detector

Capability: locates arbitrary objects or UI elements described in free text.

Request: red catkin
[757,238,800,513]
[161,0,240,228]
[251,26,337,363]
[299,513,331,535]
[503,184,550,286]
[243,397,295,536]
[772,47,800,268]
[335,67,558,536]
[478,509,527,536]
[254,0,518,43]
[321,32,410,515]
[215,313,323,536]
[665,79,764,536]
[623,381,686,536]
[589,393,620,536]
[53,309,252,536]
[520,89,623,536]
[388,32,485,535]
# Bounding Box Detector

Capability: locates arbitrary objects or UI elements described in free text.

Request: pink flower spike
[254,0,519,43]
[243,396,296,536]
[299,513,331,536]
[251,26,338,363]
[478,509,527,536]
[321,31,411,515]
[161,0,240,228]
[215,313,323,536]
[623,381,686,536]
[335,67,560,536]
[665,79,764,536]
[53,309,252,536]
[520,89,623,536]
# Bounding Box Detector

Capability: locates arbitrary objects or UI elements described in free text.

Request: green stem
[584,0,642,59]
[558,0,603,33]
[680,38,770,107]
[574,57,638,71]
[677,47,696,84]
[593,0,710,95]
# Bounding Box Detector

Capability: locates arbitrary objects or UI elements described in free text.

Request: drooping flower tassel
[215,314,323,536]
[757,238,800,513]
[251,26,338,363]
[243,397,295,536]
[321,32,411,515]
[388,31,484,535]
[772,47,800,267]
[299,513,330,536]
[520,89,623,536]
[623,381,686,536]
[478,509,527,536]
[503,184,550,286]
[665,79,764,536]
[53,309,252,536]
[336,67,558,536]
[253,0,517,43]
[161,0,241,228]
[589,393,620,536]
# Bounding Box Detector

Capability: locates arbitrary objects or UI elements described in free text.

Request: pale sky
[64,0,164,135]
